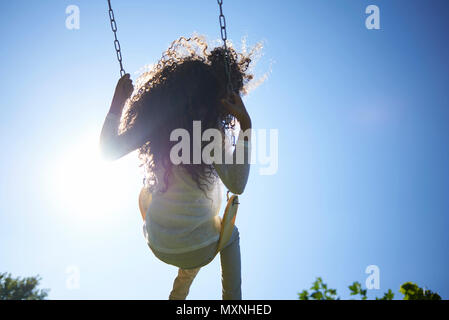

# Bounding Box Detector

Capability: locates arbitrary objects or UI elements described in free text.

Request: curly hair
[120,36,259,194]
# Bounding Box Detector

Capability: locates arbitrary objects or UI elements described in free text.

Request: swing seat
[138,188,238,254]
[138,187,152,221]
[216,194,238,253]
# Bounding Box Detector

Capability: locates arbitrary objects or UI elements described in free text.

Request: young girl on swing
[100,37,255,300]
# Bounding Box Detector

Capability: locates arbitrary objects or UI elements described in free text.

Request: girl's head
[121,36,259,192]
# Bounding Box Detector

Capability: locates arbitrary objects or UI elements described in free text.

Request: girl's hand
[110,74,133,115]
[220,92,252,131]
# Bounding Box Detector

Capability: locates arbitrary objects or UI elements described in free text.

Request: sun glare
[49,133,140,222]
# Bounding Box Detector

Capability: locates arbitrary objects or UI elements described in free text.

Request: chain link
[107,0,126,77]
[217,0,233,94]
[217,0,236,141]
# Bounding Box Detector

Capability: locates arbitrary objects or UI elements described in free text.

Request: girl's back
[144,165,224,254]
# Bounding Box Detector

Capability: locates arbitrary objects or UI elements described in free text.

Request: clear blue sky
[1,0,448,299]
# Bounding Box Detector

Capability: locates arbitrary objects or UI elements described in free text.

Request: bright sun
[49,133,140,222]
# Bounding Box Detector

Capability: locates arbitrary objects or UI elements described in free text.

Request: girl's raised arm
[213,93,252,195]
[99,74,150,160]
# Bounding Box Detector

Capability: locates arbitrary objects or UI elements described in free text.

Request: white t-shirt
[143,165,224,254]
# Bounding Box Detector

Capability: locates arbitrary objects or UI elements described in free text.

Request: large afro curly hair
[119,36,262,194]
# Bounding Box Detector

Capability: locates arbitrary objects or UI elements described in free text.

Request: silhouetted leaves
[0,272,49,300]
[348,281,367,300]
[400,282,441,300]
[298,277,441,300]
[298,277,339,300]
[376,289,394,300]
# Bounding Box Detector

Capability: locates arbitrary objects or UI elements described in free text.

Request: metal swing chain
[217,0,234,95]
[107,0,126,77]
[218,0,239,204]
[217,0,236,146]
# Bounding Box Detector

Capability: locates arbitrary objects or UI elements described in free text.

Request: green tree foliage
[400,282,441,300]
[348,281,368,300]
[298,277,338,300]
[0,272,49,300]
[376,289,395,300]
[298,277,441,300]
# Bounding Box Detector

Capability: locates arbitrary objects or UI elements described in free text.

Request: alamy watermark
[365,265,380,290]
[170,121,278,175]
[365,5,380,30]
[65,5,80,30]
[65,265,80,290]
